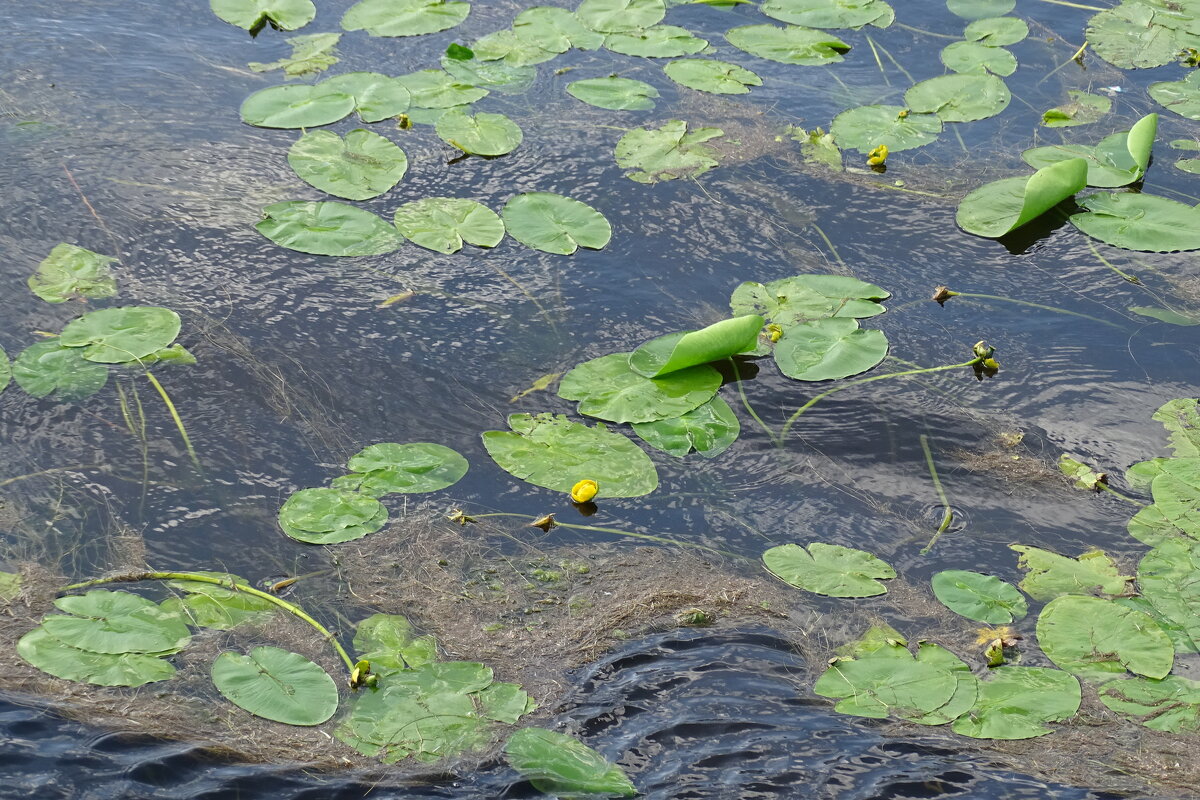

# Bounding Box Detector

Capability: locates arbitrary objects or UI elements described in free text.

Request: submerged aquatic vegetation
[28,244,117,304]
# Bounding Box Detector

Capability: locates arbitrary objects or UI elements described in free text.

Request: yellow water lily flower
[867,144,888,166]
[570,479,599,503]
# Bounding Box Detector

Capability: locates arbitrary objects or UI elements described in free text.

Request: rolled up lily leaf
[1023,113,1157,188]
[956,158,1087,238]
[629,315,764,377]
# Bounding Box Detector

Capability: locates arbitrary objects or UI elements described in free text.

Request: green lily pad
[471,29,560,66]
[604,25,708,57]
[338,680,491,762]
[963,16,1028,45]
[12,341,108,401]
[904,74,1010,122]
[731,275,889,332]
[505,728,638,798]
[577,0,666,33]
[479,682,538,723]
[814,650,957,719]
[58,306,181,364]
[663,59,762,94]
[393,197,504,254]
[791,126,842,171]
[726,24,851,64]
[396,70,488,108]
[1070,193,1200,253]
[763,542,895,597]
[1022,113,1158,188]
[956,158,1087,238]
[353,613,438,672]
[1130,306,1200,324]
[239,84,354,129]
[45,590,190,655]
[1151,70,1200,119]
[1037,594,1174,682]
[1154,398,1200,458]
[912,641,980,725]
[161,585,275,631]
[513,6,605,51]
[829,104,942,153]
[629,315,764,377]
[211,0,315,31]
[940,41,1017,76]
[615,119,724,183]
[17,627,176,687]
[212,646,338,725]
[632,395,740,458]
[773,318,888,381]
[761,0,894,29]
[931,570,1027,624]
[28,243,117,304]
[482,412,659,498]
[1042,91,1112,128]
[0,345,8,395]
[1115,596,1199,655]
[435,108,523,156]
[257,201,403,257]
[248,32,340,78]
[334,442,469,496]
[951,666,1080,739]
[1100,675,1200,732]
[441,55,537,93]
[559,353,720,424]
[1137,458,1200,542]
[288,129,407,201]
[1088,0,1200,70]
[340,0,470,37]
[1059,455,1107,490]
[1137,537,1200,653]
[567,77,660,110]
[278,487,387,543]
[947,0,1013,19]
[1011,544,1132,601]
[501,192,611,255]
[319,72,411,122]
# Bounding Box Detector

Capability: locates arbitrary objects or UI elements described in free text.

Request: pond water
[2,0,1200,796]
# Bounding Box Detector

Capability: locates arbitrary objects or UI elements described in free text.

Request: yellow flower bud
[570,479,599,503]
[866,144,888,167]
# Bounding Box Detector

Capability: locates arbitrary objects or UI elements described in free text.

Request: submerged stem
[1097,483,1147,508]
[951,291,1127,330]
[1087,241,1140,284]
[470,512,732,556]
[919,435,955,555]
[727,358,781,447]
[145,371,200,468]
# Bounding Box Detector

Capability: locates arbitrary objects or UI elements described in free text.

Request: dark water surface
[2,0,1199,796]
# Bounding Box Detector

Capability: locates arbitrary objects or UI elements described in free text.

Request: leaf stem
[919,434,955,555]
[144,371,200,468]
[1097,483,1146,507]
[469,512,734,556]
[950,291,1127,330]
[727,358,781,447]
[1087,241,1140,284]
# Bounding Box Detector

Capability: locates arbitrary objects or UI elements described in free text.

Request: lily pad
[829,105,942,153]
[951,666,1081,739]
[161,582,276,631]
[567,77,660,110]
[396,70,488,108]
[501,192,611,255]
[338,678,491,762]
[393,197,504,254]
[435,108,522,156]
[319,72,411,122]
[940,41,1017,76]
[58,306,181,364]
[629,315,764,377]
[904,74,1010,122]
[726,24,851,65]
[615,119,723,183]
[471,29,560,66]
[963,16,1028,45]
[482,412,659,497]
[1137,537,1200,653]
[257,201,403,257]
[955,158,1087,238]
[45,590,190,655]
[1088,0,1200,70]
[762,542,895,597]
[814,650,957,719]
[249,32,340,78]
[761,0,894,29]
[1153,398,1200,458]
[731,275,889,329]
[340,0,470,37]
[1022,113,1158,188]
[239,84,354,129]
[1042,91,1112,128]
[1070,193,1200,253]
[1037,594,1174,682]
[505,728,638,798]
[912,641,980,725]
[29,243,117,304]
[17,627,176,687]
[0,345,8,395]
[12,341,108,401]
[947,0,1013,19]
[1011,544,1132,601]
[334,442,469,496]
[931,570,1027,624]
[604,25,708,57]
[441,55,537,93]
[632,395,740,458]
[576,0,666,33]
[663,59,762,94]
[278,487,387,543]
[1100,675,1200,732]
[212,647,338,725]
[288,129,408,201]
[1059,455,1107,490]
[773,318,888,381]
[559,353,720,424]
[1151,70,1200,120]
[211,0,315,31]
[513,6,605,51]
[353,613,438,672]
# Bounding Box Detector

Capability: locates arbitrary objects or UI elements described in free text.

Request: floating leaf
[951,667,1080,739]
[340,0,470,37]
[1011,544,1132,601]
[773,318,888,381]
[955,158,1087,238]
[257,201,403,256]
[761,0,894,29]
[513,6,605,51]
[45,590,190,655]
[1070,193,1200,253]
[471,29,560,66]
[633,395,739,458]
[604,25,708,57]
[320,72,411,123]
[932,570,1027,624]
[1037,595,1173,682]
[58,306,181,364]
[1137,538,1200,653]
[663,59,762,94]
[946,0,1013,19]
[396,70,488,108]
[829,104,942,153]
[1042,91,1112,128]
[239,84,354,129]
[912,641,979,725]
[791,126,842,171]
[1115,596,1199,655]
[441,55,536,93]
[339,680,489,761]
[629,315,764,377]
[161,582,276,631]
[249,32,340,77]
[28,243,117,304]
[1131,458,1200,543]
[482,412,658,497]
[940,41,1017,76]
[726,24,851,64]
[1151,70,1200,119]
[1153,399,1200,458]
[435,108,523,156]
[615,119,723,183]
[731,275,889,330]
[17,627,176,687]
[1101,675,1200,732]
[814,650,957,719]
[559,353,720,424]
[479,682,538,723]
[1022,114,1158,188]
[0,345,8,396]
[353,613,438,672]
[393,197,504,254]
[1088,0,1200,70]
[278,487,387,543]
[211,0,315,31]
[763,542,895,597]
[212,647,338,725]
[501,192,611,255]
[1130,306,1200,325]
[904,74,1010,122]
[12,341,108,401]
[963,16,1027,45]
[577,0,666,33]
[567,77,660,110]
[288,129,407,201]
[505,728,638,798]
[334,442,469,496]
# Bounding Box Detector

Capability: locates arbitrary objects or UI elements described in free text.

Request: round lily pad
[396,70,488,108]
[319,72,411,122]
[335,442,469,495]
[567,77,659,110]
[239,84,354,129]
[211,0,316,31]
[1037,594,1174,682]
[576,0,665,33]
[726,24,851,65]
[435,108,523,156]
[59,306,181,364]
[340,0,469,37]
[763,542,895,597]
[663,59,762,94]
[44,590,191,655]
[501,192,611,255]
[558,352,720,424]
[18,627,176,687]
[931,570,1027,623]
[212,646,338,725]
[505,728,637,798]
[773,318,888,381]
[257,201,403,257]
[288,129,408,201]
[831,104,942,154]
[904,74,1010,122]
[604,25,707,58]
[12,341,108,401]
[393,197,504,254]
[278,487,387,543]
